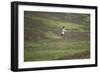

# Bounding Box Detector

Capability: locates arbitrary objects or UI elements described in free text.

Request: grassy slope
[24,40,90,61]
[24,11,90,61]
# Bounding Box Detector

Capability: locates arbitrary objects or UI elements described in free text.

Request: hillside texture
[24,11,90,61]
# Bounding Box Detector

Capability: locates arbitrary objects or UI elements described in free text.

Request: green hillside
[24,11,90,61]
